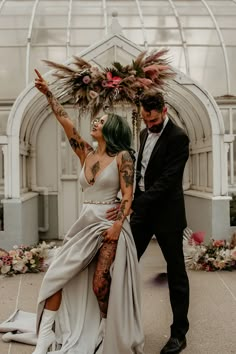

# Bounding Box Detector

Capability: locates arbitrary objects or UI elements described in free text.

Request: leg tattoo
[93,241,117,318]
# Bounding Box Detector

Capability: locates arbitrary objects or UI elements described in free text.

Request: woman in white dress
[28,69,145,354]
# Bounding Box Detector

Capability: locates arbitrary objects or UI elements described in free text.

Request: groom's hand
[106,205,120,221]
[106,205,133,220]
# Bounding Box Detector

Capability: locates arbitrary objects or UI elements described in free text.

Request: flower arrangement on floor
[0,241,56,276]
[44,49,175,137]
[183,229,236,271]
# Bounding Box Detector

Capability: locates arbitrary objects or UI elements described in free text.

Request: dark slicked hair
[102,113,135,162]
[140,90,165,112]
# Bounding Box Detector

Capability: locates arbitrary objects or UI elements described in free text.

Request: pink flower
[82,75,91,84]
[21,265,28,274]
[191,231,205,245]
[89,90,99,99]
[102,80,108,87]
[9,250,17,257]
[24,251,33,260]
[212,240,225,248]
[105,72,122,87]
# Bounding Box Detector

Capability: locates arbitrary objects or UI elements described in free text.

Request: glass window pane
[0,29,27,46]
[126,29,182,45]
[216,15,236,27]
[233,109,236,134]
[71,15,104,28]
[29,47,67,82]
[0,110,9,135]
[1,1,34,16]
[117,15,177,28]
[227,47,236,95]
[168,47,187,74]
[210,2,236,16]
[32,29,66,45]
[175,1,208,16]
[70,29,104,46]
[180,15,213,27]
[0,15,30,28]
[72,2,104,16]
[34,2,68,29]
[0,48,26,99]
[220,109,230,134]
[188,46,227,96]
[37,1,69,17]
[222,30,236,46]
[184,29,219,45]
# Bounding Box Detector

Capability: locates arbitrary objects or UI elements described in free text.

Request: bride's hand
[34,69,49,95]
[102,224,121,244]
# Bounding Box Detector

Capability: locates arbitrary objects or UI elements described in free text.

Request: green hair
[102,113,135,162]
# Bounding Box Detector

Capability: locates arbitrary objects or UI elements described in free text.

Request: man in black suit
[130,90,190,354]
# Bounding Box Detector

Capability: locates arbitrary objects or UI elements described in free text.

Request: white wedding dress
[0,157,145,354]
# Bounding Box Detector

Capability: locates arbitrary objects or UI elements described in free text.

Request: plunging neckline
[83,156,117,186]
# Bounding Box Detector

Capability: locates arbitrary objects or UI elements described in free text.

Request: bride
[14,69,144,354]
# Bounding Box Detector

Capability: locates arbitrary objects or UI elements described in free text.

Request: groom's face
[141,106,167,133]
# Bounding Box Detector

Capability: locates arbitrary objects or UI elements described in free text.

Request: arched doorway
[2,34,229,249]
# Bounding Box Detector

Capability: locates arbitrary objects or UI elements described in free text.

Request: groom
[108,90,190,354]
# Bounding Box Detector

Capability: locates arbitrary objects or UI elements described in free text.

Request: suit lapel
[137,129,148,166]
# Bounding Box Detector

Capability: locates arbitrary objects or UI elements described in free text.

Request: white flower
[13,260,26,272]
[1,265,11,274]
[30,248,38,254]
[231,247,236,260]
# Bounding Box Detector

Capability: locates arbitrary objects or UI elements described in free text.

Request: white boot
[32,309,56,354]
[2,331,37,345]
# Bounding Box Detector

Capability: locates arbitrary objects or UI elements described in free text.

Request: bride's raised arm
[34,69,93,166]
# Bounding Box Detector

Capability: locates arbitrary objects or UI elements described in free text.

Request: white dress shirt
[138,116,169,191]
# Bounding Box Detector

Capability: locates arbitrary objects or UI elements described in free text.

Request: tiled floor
[0,239,235,354]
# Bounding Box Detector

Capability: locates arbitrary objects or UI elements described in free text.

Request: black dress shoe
[160,337,187,354]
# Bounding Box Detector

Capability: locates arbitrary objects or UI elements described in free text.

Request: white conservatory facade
[0,0,236,249]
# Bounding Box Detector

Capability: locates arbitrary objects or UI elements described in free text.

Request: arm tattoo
[69,137,85,151]
[120,152,134,187]
[89,161,100,184]
[46,90,68,119]
[117,199,128,221]
[69,127,86,151]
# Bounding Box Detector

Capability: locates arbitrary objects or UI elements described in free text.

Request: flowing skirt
[0,203,145,354]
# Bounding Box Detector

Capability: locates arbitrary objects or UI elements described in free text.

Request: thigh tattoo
[93,241,118,317]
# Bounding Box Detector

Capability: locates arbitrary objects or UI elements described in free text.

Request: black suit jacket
[132,119,189,232]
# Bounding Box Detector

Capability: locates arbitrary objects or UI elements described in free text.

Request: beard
[148,121,164,133]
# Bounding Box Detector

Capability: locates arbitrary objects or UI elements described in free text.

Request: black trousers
[130,212,189,340]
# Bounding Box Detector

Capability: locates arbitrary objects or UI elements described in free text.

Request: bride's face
[90,115,107,140]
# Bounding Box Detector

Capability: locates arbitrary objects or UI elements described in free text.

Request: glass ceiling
[1,0,236,100]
